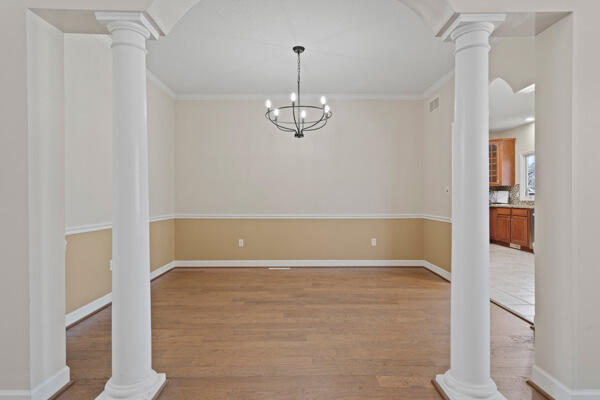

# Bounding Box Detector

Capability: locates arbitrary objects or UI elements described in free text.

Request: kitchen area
[488,78,536,323]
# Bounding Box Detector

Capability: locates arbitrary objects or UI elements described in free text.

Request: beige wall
[148,77,176,218]
[423,220,451,272]
[66,219,175,313]
[64,34,176,229]
[175,100,424,215]
[64,34,112,228]
[423,78,454,219]
[0,1,32,390]
[490,122,535,187]
[534,14,575,390]
[175,218,424,261]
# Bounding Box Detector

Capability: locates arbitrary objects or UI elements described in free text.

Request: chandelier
[264,46,332,138]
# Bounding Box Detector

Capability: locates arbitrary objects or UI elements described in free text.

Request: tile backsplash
[491,184,534,207]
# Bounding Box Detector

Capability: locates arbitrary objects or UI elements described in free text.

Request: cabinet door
[489,143,500,186]
[496,214,511,243]
[490,208,497,240]
[510,215,529,247]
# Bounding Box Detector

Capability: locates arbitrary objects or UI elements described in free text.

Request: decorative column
[95,12,165,400]
[435,14,506,400]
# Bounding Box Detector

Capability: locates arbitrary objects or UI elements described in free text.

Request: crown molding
[421,68,455,100]
[175,93,425,101]
[146,70,176,99]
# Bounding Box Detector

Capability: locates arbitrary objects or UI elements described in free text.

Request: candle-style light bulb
[265,99,272,109]
[301,110,307,120]
[324,105,331,114]
[320,96,327,105]
[273,108,279,120]
[290,92,297,102]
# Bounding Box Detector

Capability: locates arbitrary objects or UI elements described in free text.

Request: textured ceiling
[146,0,455,97]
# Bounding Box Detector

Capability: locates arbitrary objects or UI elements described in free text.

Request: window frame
[521,151,535,201]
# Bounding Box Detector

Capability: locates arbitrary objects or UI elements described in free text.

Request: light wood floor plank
[58,267,541,399]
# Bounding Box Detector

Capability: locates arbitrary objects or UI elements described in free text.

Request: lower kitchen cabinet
[490,207,532,251]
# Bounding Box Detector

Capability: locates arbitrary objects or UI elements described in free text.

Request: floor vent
[269,267,291,270]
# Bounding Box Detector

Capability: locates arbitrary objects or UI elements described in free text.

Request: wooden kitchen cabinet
[490,206,532,251]
[489,138,515,187]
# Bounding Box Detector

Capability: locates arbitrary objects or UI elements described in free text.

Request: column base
[434,371,506,400]
[96,370,166,400]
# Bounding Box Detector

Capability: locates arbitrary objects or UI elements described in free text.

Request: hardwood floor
[58,267,543,399]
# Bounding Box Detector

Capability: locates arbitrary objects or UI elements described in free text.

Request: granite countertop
[490,203,535,209]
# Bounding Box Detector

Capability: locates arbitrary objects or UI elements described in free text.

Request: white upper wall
[175,99,424,215]
[64,34,175,229]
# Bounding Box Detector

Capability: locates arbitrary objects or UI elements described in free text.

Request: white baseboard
[150,261,177,280]
[65,292,112,327]
[0,366,70,400]
[174,260,424,268]
[65,260,449,329]
[65,262,177,328]
[31,366,70,400]
[422,260,451,281]
[532,365,600,400]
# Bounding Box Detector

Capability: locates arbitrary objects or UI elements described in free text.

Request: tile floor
[490,244,535,323]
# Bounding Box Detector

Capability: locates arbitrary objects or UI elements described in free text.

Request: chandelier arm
[265,112,298,133]
[303,118,329,132]
[291,101,300,134]
[301,109,327,131]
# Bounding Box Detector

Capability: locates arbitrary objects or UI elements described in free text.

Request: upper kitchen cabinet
[489,138,515,186]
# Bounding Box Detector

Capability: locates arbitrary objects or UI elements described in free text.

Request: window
[521,152,535,201]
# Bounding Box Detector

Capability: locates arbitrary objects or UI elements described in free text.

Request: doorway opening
[489,76,535,324]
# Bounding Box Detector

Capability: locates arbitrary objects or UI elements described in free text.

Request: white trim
[149,214,176,223]
[95,11,160,40]
[0,366,71,400]
[532,365,600,400]
[146,69,176,99]
[65,215,176,235]
[175,93,425,101]
[174,260,423,268]
[65,292,112,327]
[521,151,536,201]
[65,214,451,235]
[30,366,70,400]
[423,261,451,281]
[422,69,455,100]
[65,262,177,328]
[150,261,177,280]
[422,214,452,223]
[174,213,452,222]
[65,222,112,235]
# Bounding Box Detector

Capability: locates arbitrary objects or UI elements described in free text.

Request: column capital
[440,14,505,42]
[95,12,159,40]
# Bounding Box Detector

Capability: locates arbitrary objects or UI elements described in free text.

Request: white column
[436,14,506,400]
[95,12,165,400]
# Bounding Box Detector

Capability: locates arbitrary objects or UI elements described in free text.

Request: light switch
[238,239,244,248]
[371,238,377,247]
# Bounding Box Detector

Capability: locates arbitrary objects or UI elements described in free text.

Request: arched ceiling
[146,0,455,97]
[490,78,535,132]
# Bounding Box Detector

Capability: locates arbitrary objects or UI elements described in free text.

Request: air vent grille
[429,96,439,112]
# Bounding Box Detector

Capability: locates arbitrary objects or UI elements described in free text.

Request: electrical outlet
[109,259,113,271]
[238,239,244,248]
[371,238,377,247]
